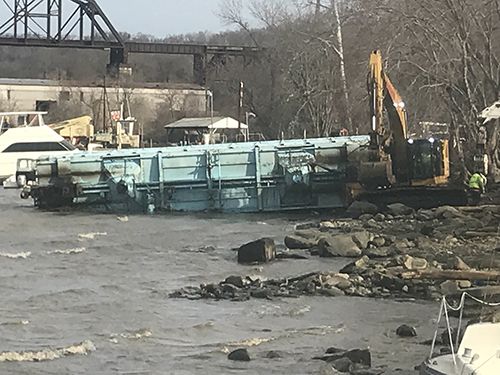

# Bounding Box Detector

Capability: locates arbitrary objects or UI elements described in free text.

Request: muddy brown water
[0,189,439,374]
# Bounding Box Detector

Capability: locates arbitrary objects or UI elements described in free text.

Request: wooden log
[400,269,500,281]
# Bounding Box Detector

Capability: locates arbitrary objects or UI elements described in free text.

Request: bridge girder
[0,0,262,84]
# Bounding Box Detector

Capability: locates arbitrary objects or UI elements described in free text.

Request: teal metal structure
[20,136,371,212]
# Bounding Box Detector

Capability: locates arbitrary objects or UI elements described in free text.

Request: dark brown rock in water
[238,238,276,264]
[396,324,417,337]
[228,348,251,361]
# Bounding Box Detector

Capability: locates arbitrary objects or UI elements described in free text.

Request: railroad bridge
[0,0,261,85]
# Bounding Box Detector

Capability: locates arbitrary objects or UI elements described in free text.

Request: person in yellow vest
[468,172,487,204]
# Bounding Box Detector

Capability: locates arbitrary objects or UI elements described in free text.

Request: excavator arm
[368,50,409,182]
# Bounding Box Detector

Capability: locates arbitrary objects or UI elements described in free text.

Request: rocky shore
[171,202,499,318]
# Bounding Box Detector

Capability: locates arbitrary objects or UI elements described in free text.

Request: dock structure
[20,136,370,212]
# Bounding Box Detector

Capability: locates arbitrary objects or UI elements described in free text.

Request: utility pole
[238,81,244,130]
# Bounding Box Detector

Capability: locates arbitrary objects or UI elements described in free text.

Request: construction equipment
[351,50,461,205]
[49,116,94,149]
[475,100,500,175]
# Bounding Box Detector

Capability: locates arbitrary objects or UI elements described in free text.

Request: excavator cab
[407,138,449,184]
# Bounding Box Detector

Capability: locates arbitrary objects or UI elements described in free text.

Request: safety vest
[469,173,487,190]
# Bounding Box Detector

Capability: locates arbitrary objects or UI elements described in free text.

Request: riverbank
[0,189,497,374]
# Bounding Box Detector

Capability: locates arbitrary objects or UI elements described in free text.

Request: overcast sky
[98,0,232,36]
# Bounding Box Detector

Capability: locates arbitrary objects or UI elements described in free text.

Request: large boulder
[346,201,378,218]
[319,234,362,258]
[238,238,276,264]
[387,203,415,216]
[228,348,251,361]
[396,324,417,337]
[284,234,317,249]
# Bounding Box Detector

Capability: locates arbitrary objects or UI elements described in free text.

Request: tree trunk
[331,0,353,132]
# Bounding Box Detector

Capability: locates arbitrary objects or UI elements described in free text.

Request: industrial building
[0,78,208,118]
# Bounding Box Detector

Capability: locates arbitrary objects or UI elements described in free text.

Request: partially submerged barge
[19,136,372,212]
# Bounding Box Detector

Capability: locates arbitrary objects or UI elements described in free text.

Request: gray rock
[224,275,245,288]
[396,324,417,337]
[351,231,373,250]
[402,255,428,270]
[322,274,352,290]
[440,280,464,295]
[347,201,378,218]
[284,234,317,249]
[266,350,283,359]
[370,236,386,248]
[238,238,276,264]
[452,256,471,271]
[295,229,322,240]
[435,206,462,219]
[340,256,370,273]
[330,357,353,372]
[319,234,362,258]
[416,209,435,221]
[373,213,386,222]
[228,348,251,361]
[387,203,415,216]
[364,246,393,258]
[343,349,371,367]
[364,219,382,230]
[318,363,342,375]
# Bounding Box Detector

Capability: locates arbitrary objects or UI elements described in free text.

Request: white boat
[0,112,76,183]
[420,293,500,375]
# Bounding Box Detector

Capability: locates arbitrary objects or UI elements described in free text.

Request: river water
[0,189,438,374]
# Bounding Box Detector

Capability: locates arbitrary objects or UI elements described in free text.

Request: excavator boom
[368,50,409,182]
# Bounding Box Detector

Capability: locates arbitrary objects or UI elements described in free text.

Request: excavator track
[357,186,469,209]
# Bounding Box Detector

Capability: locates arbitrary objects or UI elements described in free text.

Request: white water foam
[0,340,95,362]
[0,251,31,259]
[78,232,107,240]
[109,328,152,343]
[48,247,86,255]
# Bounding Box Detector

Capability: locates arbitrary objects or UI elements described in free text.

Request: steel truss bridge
[0,0,261,85]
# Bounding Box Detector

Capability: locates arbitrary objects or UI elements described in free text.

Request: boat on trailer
[420,293,500,375]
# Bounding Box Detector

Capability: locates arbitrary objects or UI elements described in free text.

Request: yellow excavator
[355,50,464,206]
